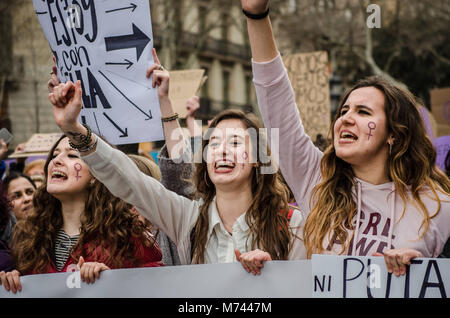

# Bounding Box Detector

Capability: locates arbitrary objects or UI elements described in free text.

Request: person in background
[23,159,46,188]
[0,182,14,272]
[241,0,449,277]
[129,154,182,266]
[3,172,36,221]
[0,135,163,294]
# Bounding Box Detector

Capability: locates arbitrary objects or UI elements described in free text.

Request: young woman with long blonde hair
[241,0,450,276]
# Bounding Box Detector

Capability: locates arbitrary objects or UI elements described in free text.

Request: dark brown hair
[190,109,295,263]
[11,135,158,274]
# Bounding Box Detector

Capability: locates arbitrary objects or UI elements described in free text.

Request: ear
[89,178,95,186]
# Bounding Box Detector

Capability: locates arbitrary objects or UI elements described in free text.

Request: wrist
[60,122,83,134]
[243,7,269,20]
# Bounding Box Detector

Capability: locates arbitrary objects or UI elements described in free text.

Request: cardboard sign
[169,70,205,117]
[431,87,450,127]
[33,0,164,145]
[9,133,62,158]
[312,255,450,298]
[284,51,331,140]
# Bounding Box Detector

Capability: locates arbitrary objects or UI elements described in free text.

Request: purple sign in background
[433,135,450,172]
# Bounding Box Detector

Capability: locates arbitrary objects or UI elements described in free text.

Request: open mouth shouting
[214,160,236,173]
[339,130,358,144]
[50,169,68,182]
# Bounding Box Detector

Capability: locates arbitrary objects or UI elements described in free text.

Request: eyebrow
[341,104,373,112]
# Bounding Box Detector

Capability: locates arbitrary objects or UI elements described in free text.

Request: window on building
[223,69,230,108]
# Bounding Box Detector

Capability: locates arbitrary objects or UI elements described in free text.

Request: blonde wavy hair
[303,76,450,258]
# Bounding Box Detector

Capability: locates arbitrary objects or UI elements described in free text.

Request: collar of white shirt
[207,196,250,237]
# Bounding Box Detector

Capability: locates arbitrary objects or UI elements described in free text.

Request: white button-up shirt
[205,197,253,263]
[84,137,307,265]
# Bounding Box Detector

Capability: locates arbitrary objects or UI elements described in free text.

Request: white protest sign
[312,255,450,298]
[0,261,312,298]
[33,0,164,145]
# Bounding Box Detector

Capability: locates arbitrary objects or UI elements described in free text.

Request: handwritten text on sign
[33,0,164,145]
[312,255,450,298]
[284,51,331,141]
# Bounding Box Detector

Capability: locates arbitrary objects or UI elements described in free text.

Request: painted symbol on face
[74,163,82,181]
[242,151,248,168]
[367,121,376,140]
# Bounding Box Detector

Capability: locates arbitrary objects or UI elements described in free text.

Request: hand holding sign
[373,248,423,277]
[235,249,272,276]
[0,270,22,294]
[49,81,83,132]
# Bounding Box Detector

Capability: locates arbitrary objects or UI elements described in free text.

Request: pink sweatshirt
[252,54,450,257]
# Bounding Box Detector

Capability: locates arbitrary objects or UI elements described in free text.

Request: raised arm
[48,80,199,245]
[147,49,187,160]
[242,0,323,211]
[241,0,277,62]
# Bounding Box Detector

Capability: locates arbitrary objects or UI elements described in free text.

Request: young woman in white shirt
[48,58,306,275]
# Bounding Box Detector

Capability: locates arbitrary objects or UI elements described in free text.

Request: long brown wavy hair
[11,135,158,274]
[303,76,450,258]
[191,109,295,263]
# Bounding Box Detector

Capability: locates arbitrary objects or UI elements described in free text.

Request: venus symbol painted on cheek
[242,151,248,168]
[74,163,82,181]
[367,122,376,140]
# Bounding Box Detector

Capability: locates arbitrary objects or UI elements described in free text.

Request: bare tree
[273,0,450,100]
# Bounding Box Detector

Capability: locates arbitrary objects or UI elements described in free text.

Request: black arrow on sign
[98,70,153,120]
[103,113,128,138]
[104,23,151,62]
[105,59,134,69]
[105,3,137,14]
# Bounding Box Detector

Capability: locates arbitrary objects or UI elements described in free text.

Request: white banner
[312,255,450,298]
[0,261,311,298]
[1,257,449,298]
[33,0,164,145]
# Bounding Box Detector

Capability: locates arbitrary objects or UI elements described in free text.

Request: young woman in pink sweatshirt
[241,0,450,276]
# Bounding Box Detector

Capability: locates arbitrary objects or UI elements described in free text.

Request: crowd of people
[0,0,449,294]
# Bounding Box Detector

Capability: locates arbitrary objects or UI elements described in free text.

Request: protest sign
[0,261,311,298]
[430,87,450,137]
[33,0,164,145]
[1,256,449,298]
[9,133,62,158]
[284,51,331,140]
[312,255,450,298]
[169,70,206,117]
